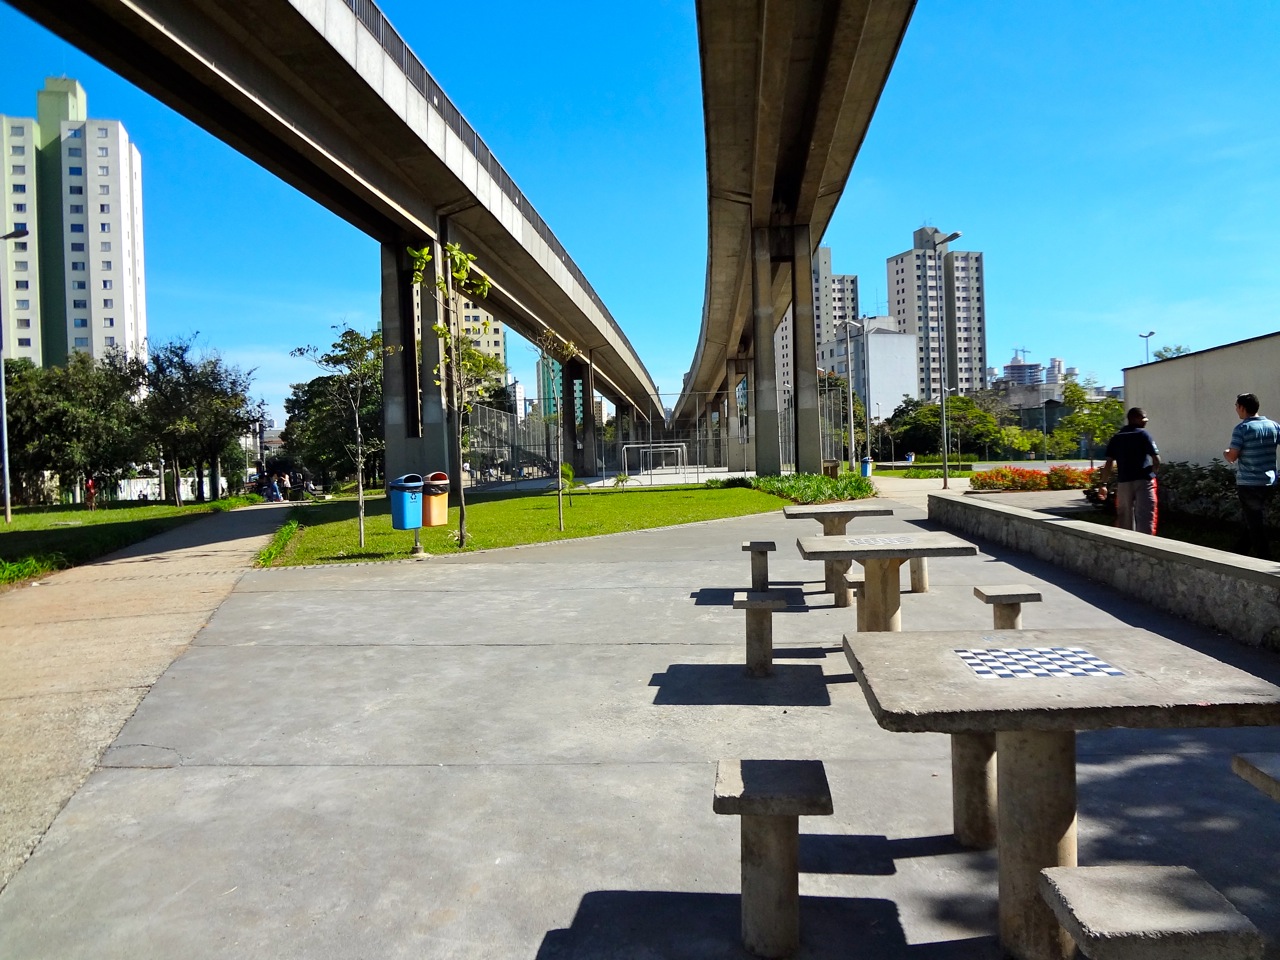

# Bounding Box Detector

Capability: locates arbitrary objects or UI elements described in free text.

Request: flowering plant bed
[970,465,1096,491]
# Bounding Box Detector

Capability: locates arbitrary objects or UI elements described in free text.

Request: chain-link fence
[461,380,859,487]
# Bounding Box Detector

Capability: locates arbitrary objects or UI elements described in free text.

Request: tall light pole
[1140,330,1155,364]
[1,227,30,524]
[839,320,860,471]
[929,230,962,489]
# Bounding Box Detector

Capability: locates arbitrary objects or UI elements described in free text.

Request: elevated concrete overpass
[9,0,665,480]
[676,0,916,474]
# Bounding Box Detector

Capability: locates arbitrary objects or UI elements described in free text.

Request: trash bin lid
[389,473,425,490]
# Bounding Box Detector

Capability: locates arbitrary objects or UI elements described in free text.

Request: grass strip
[256,517,300,567]
[276,486,786,565]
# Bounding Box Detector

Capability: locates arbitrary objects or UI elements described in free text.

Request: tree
[1153,344,1191,360]
[408,241,492,549]
[1058,375,1124,465]
[292,326,393,549]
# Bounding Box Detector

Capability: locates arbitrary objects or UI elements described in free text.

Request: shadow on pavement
[650,663,831,706]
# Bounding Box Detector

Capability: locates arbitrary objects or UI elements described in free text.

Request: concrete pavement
[2,491,1280,958]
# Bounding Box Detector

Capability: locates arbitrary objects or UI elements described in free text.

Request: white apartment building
[887,227,987,400]
[775,245,858,395]
[817,316,919,421]
[460,299,507,368]
[0,78,146,366]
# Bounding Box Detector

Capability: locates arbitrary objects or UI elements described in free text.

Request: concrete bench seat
[974,583,1043,629]
[1039,865,1263,960]
[733,591,788,677]
[742,540,776,592]
[1232,752,1280,802]
[714,759,833,958]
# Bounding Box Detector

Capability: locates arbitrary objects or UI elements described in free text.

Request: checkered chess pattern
[955,646,1126,679]
[843,535,916,546]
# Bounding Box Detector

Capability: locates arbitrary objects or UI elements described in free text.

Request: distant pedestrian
[85,477,97,512]
[266,475,282,502]
[280,471,292,500]
[1224,392,1280,558]
[1100,408,1160,535]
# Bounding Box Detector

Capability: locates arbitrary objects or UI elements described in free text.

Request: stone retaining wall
[929,492,1280,651]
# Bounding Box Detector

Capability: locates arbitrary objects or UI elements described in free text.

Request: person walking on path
[1224,392,1280,558]
[1101,407,1160,535]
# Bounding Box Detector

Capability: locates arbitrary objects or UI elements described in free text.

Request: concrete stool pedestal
[843,572,866,632]
[1039,865,1263,960]
[974,584,1043,629]
[909,557,928,593]
[714,760,834,958]
[742,540,777,592]
[733,591,788,677]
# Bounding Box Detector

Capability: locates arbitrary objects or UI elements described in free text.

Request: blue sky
[2,1,1278,423]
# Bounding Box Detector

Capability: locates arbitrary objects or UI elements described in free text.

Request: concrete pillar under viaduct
[751,227,781,476]
[581,356,599,477]
[726,360,746,473]
[382,241,450,483]
[790,224,821,475]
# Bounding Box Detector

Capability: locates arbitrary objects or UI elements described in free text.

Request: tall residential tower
[1,78,147,365]
[886,227,986,399]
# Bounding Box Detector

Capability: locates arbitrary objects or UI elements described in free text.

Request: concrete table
[796,532,976,629]
[782,503,894,600]
[842,627,1280,960]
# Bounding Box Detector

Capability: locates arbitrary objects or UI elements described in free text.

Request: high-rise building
[817,315,919,420]
[886,227,986,399]
[459,299,508,368]
[0,78,147,366]
[1002,354,1044,385]
[775,245,858,395]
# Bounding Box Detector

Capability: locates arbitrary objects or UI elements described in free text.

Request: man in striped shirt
[1224,392,1280,558]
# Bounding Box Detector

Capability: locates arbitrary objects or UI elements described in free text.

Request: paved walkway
[0,503,288,888]
[2,491,1279,958]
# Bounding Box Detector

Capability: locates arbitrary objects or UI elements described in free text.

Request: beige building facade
[1124,332,1280,466]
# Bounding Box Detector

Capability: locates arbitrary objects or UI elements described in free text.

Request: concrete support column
[951,732,997,849]
[726,360,746,472]
[997,730,1077,960]
[382,242,449,481]
[561,361,579,475]
[581,358,598,477]
[751,228,781,476]
[791,224,821,474]
[705,398,718,468]
[909,557,929,593]
[740,813,799,958]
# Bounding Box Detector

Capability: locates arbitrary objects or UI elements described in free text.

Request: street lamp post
[927,230,962,489]
[1140,330,1155,364]
[1,227,31,524]
[839,321,858,472]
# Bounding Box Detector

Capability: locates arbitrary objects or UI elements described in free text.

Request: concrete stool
[843,571,866,632]
[714,759,834,958]
[1232,752,1280,802]
[1039,865,1264,960]
[974,584,1043,629]
[733,591,788,677]
[742,540,776,592]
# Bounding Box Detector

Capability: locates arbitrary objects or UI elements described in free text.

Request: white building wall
[1124,333,1280,466]
[816,316,918,421]
[0,115,41,362]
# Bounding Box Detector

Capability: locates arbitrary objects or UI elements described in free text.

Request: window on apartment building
[69,204,84,213]
[103,298,113,308]
[71,261,84,271]
[103,318,114,327]
[68,166,83,176]
[15,280,27,289]
[101,261,112,271]
[11,165,24,175]
[12,203,25,213]
[68,147,82,158]
[11,183,25,194]
[17,318,30,329]
[99,204,110,213]
[14,261,27,271]
[10,146,24,156]
[72,280,85,289]
[99,222,110,233]
[69,185,83,195]
[97,147,108,157]
[70,223,84,233]
[68,128,82,139]
[104,336,115,347]
[71,243,85,252]
[100,242,111,252]
[73,318,88,328]
[73,299,87,309]
[98,185,109,195]
[97,127,108,138]
[17,338,30,347]
[102,279,112,289]
[13,242,25,252]
[15,299,29,309]
[73,337,89,349]
[97,166,109,176]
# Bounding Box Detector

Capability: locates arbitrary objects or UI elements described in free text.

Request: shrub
[1047,465,1095,490]
[969,467,1048,491]
[902,468,944,479]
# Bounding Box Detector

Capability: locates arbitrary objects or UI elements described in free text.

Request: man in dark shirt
[1101,407,1160,535]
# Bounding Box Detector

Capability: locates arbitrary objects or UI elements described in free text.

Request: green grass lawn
[271,486,789,565]
[0,497,260,584]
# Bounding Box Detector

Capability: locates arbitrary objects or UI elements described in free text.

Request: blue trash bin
[860,457,874,478]
[389,474,425,530]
